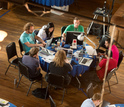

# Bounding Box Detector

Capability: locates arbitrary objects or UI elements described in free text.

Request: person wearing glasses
[20,22,46,54]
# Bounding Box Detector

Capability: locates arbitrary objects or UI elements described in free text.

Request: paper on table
[85,46,97,56]
[79,57,93,66]
[108,105,116,107]
[42,55,55,63]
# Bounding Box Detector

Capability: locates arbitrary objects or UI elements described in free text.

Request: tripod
[87,0,115,37]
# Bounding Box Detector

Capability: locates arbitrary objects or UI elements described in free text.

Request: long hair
[44,22,54,40]
[53,50,66,67]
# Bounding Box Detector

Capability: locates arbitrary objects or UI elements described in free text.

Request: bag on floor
[32,88,49,99]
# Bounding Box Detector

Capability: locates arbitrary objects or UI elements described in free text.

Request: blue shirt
[20,31,36,53]
[81,98,95,107]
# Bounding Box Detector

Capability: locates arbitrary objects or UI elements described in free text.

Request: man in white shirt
[81,93,101,107]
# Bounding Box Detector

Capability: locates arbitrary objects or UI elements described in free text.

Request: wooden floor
[0,0,124,107]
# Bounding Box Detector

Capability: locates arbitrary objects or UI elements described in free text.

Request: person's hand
[42,41,46,46]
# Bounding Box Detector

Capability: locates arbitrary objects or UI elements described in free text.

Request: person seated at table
[98,38,119,63]
[80,50,117,84]
[20,22,46,54]
[22,47,42,80]
[47,50,72,85]
[81,93,101,107]
[62,17,84,41]
[37,22,54,43]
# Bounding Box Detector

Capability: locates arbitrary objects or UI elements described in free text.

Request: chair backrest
[18,61,30,79]
[61,25,68,35]
[6,42,18,61]
[18,39,24,56]
[106,68,117,81]
[48,73,65,88]
[86,83,94,98]
[49,95,56,107]
[101,100,110,107]
[34,29,40,35]
[117,51,123,68]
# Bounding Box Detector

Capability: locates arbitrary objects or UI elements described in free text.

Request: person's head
[53,50,66,67]
[46,22,54,32]
[23,22,34,34]
[105,38,113,48]
[105,49,113,57]
[73,17,80,28]
[92,93,101,106]
[29,47,39,57]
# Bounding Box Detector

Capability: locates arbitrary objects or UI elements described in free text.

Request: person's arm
[65,59,73,70]
[96,58,105,71]
[35,35,46,45]
[24,42,44,47]
[96,65,101,71]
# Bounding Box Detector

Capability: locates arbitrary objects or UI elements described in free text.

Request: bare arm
[62,33,66,41]
[96,65,101,71]
[24,42,44,47]
[35,35,46,45]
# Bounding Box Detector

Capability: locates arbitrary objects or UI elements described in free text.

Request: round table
[31,0,74,6]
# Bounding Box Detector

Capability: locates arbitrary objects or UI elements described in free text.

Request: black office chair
[49,95,56,107]
[5,42,22,75]
[61,25,68,35]
[86,82,94,98]
[101,100,110,107]
[18,39,29,56]
[97,68,117,93]
[45,73,67,104]
[17,61,42,96]
[113,51,123,84]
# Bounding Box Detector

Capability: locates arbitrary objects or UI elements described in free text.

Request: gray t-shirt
[22,55,40,78]
[81,98,95,107]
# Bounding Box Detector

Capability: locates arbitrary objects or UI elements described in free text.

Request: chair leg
[5,64,11,75]
[61,88,66,104]
[17,75,23,88]
[107,81,111,93]
[114,72,118,84]
[27,81,33,96]
[45,85,49,99]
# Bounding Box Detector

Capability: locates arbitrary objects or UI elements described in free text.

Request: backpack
[32,88,49,99]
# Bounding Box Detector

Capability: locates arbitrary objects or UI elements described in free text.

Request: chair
[49,95,56,107]
[45,73,66,104]
[86,83,110,107]
[18,39,29,56]
[113,51,123,84]
[99,68,117,93]
[5,42,22,75]
[101,100,110,107]
[86,82,94,98]
[17,61,42,96]
[61,25,68,35]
